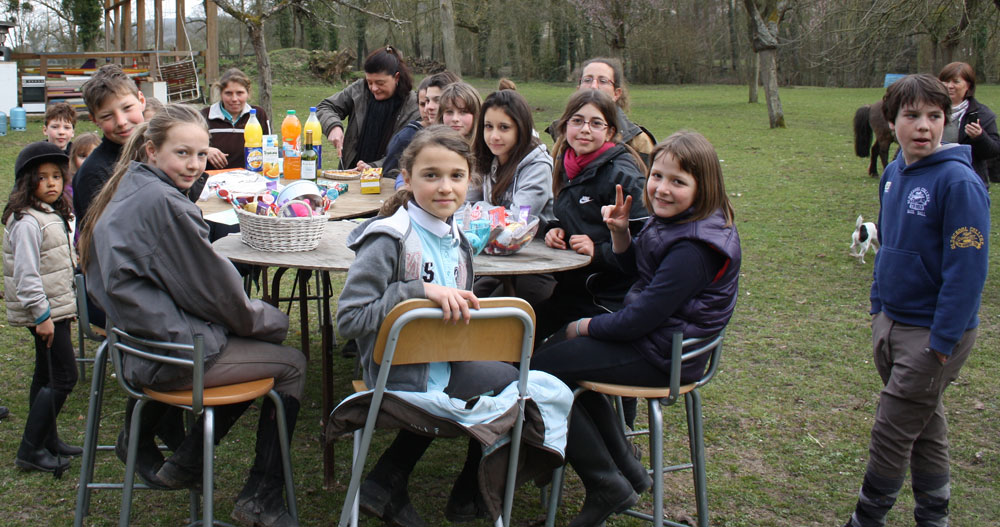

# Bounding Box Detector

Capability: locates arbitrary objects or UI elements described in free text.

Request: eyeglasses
[580,76,615,87]
[567,117,609,131]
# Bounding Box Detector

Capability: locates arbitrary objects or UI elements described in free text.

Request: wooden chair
[108,327,297,527]
[545,331,726,527]
[339,297,536,527]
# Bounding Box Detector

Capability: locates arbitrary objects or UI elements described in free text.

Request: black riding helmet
[14,142,69,182]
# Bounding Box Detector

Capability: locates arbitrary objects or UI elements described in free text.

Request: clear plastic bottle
[281,110,302,179]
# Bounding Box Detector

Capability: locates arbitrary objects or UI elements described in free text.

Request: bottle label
[245,147,263,172]
[302,160,317,180]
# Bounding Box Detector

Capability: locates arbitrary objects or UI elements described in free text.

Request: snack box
[360,167,383,194]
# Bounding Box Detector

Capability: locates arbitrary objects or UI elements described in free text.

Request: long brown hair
[550,90,645,197]
[647,131,734,226]
[380,125,479,216]
[2,161,73,225]
[78,104,207,268]
[472,90,540,205]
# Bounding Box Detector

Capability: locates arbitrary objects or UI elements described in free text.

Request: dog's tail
[854,105,872,158]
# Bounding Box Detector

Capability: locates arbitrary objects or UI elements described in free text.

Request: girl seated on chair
[77,104,306,527]
[337,125,519,526]
[531,131,741,527]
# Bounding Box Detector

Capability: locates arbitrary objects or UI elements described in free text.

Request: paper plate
[321,169,362,180]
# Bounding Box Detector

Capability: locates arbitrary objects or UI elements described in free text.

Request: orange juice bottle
[243,109,263,172]
[281,110,302,179]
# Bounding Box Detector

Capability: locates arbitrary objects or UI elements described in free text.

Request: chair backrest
[662,330,725,406]
[373,297,536,366]
[107,326,207,415]
[74,273,105,342]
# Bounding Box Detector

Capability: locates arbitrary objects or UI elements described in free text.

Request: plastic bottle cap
[310,107,317,112]
[250,109,257,114]
[287,110,296,114]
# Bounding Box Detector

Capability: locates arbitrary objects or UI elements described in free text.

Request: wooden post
[205,0,219,87]
[136,0,145,50]
[155,0,163,50]
[122,0,132,50]
[115,6,122,54]
[105,0,112,52]
[175,0,187,51]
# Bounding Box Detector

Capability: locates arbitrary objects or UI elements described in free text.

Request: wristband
[575,319,583,337]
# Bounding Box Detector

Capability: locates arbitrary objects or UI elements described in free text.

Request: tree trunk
[728,0,740,76]
[248,22,273,123]
[439,0,461,75]
[759,48,784,127]
[749,52,758,103]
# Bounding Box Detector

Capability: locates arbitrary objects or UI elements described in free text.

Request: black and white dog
[849,215,879,264]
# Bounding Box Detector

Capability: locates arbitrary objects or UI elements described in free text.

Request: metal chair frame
[74,273,106,381]
[545,331,725,527]
[338,298,536,527]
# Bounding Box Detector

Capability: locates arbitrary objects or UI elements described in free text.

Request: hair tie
[386,46,393,54]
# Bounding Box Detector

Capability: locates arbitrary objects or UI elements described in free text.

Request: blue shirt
[407,204,462,390]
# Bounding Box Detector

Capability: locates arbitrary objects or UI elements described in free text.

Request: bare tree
[439,0,460,74]
[569,0,656,61]
[743,0,786,128]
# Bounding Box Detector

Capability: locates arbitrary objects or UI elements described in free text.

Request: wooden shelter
[102,0,220,91]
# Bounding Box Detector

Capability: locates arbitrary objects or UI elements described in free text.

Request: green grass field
[0,81,997,526]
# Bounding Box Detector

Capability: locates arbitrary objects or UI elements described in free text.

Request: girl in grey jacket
[337,126,519,525]
[3,142,79,475]
[77,105,304,527]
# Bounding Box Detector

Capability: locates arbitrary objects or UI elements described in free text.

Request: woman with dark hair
[937,61,1000,187]
[316,46,420,170]
[201,68,271,170]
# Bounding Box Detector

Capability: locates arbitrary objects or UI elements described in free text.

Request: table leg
[501,276,516,296]
[320,271,336,488]
[297,270,311,361]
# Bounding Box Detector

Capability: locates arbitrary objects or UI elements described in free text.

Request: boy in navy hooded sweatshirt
[844,74,989,527]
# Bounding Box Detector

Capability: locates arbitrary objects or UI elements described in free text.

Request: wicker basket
[235,207,327,252]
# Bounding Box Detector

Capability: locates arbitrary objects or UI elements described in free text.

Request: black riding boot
[565,405,638,527]
[445,438,488,522]
[28,381,82,457]
[579,392,651,494]
[358,430,433,527]
[231,395,300,527]
[116,398,175,488]
[155,400,252,489]
[15,387,71,475]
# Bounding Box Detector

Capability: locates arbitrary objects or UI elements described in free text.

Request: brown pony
[853,100,895,177]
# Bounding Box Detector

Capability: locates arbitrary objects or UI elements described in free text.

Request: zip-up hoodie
[871,143,990,355]
[337,206,474,392]
[467,143,555,226]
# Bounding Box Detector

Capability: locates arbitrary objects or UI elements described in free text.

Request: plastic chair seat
[144,378,275,407]
[577,380,697,399]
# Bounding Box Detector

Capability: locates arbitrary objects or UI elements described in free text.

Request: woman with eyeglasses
[547,58,657,165]
[534,89,648,344]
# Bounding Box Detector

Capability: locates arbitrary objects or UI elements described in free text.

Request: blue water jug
[10,107,26,131]
[0,110,7,136]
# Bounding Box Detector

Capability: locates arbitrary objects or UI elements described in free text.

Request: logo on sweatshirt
[579,196,593,205]
[906,187,930,216]
[950,227,984,250]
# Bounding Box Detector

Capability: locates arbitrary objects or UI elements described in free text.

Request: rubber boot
[232,395,300,527]
[912,471,950,527]
[116,398,171,489]
[845,467,904,527]
[0,405,8,420]
[358,430,433,527]
[565,406,638,527]
[156,400,252,490]
[445,438,488,522]
[154,406,186,452]
[15,387,71,476]
[579,392,651,494]
[27,381,83,458]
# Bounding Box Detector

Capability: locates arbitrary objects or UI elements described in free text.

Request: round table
[211,220,591,486]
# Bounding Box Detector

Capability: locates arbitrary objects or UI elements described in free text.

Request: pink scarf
[564,142,616,181]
